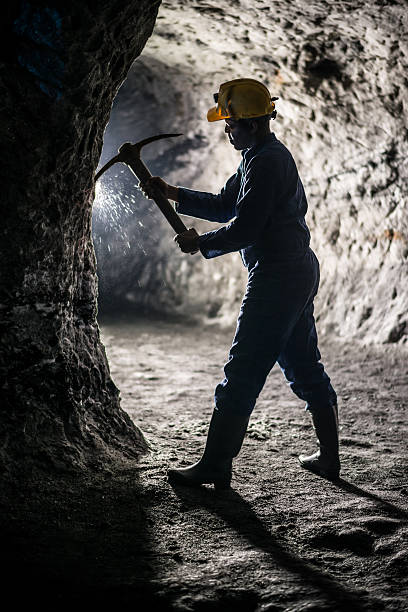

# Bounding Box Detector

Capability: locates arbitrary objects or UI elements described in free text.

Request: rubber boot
[298,402,340,480]
[167,409,250,489]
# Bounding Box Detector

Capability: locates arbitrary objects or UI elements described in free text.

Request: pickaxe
[95,134,187,234]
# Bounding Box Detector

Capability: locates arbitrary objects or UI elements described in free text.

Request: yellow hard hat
[207,78,277,122]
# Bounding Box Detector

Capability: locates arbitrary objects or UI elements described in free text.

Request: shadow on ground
[0,468,170,610]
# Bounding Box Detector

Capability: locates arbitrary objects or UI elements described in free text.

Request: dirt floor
[1,316,407,611]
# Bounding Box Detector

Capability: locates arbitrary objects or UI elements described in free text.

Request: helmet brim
[207,105,229,122]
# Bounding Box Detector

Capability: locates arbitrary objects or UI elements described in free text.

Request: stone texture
[0,1,160,472]
[95,0,408,344]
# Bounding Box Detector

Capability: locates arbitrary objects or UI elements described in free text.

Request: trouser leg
[214,305,283,417]
[278,303,340,479]
[215,254,321,418]
[277,302,337,409]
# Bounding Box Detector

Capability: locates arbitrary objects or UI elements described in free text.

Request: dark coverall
[176,133,336,418]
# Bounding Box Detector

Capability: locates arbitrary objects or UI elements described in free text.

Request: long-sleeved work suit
[176,133,336,418]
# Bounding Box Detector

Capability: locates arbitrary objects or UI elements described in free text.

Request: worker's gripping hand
[138,176,179,202]
[138,176,168,199]
[174,228,200,255]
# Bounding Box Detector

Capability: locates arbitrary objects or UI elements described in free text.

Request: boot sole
[168,469,231,489]
[298,458,340,481]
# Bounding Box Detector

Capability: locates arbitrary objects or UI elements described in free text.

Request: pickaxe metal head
[95,133,182,181]
[94,132,188,235]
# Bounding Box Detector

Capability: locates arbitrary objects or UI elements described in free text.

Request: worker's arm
[144,171,241,223]
[197,155,279,258]
[176,171,240,223]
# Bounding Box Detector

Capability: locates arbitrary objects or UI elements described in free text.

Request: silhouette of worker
[143,78,339,488]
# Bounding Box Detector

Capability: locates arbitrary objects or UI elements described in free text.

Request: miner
[144,78,339,488]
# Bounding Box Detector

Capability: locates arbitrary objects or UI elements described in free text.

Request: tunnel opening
[92,56,207,317]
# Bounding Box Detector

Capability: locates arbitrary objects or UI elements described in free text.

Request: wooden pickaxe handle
[95,134,187,235]
[119,142,188,235]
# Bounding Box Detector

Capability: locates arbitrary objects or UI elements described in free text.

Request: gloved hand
[174,228,200,255]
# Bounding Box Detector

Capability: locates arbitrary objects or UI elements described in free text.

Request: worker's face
[224,119,255,150]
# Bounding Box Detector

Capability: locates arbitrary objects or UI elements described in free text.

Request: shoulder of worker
[242,133,293,173]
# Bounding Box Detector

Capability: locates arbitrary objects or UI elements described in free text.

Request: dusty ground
[1,316,407,611]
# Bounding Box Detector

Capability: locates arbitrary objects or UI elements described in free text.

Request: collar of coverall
[241,132,277,160]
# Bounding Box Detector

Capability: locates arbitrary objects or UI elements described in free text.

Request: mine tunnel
[1,1,407,610]
[94,4,407,340]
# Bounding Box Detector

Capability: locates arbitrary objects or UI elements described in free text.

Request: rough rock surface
[95,0,408,344]
[0,1,160,472]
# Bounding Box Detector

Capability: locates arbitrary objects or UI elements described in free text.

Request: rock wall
[96,0,408,344]
[0,1,160,472]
